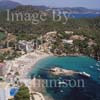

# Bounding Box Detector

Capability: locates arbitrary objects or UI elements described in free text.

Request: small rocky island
[49,67,79,76]
[48,67,91,78]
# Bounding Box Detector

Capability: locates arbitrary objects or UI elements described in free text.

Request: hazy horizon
[0,0,100,9]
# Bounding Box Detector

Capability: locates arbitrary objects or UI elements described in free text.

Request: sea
[29,56,100,100]
[67,14,100,18]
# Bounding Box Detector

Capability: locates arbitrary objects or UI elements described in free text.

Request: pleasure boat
[90,66,94,69]
[97,68,100,71]
[79,72,91,78]
[96,63,100,67]
[58,81,66,85]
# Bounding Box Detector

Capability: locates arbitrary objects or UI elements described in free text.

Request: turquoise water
[30,56,100,100]
[68,14,100,18]
[30,56,100,82]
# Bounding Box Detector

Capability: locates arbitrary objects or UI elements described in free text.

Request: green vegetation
[0,77,4,81]
[0,32,6,40]
[16,33,38,41]
[0,53,6,61]
[0,6,100,60]
[0,51,21,61]
[14,85,30,100]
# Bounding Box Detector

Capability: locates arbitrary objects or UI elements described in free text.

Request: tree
[14,85,30,100]
[0,53,5,62]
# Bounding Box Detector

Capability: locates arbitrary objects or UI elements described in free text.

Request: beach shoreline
[5,50,52,79]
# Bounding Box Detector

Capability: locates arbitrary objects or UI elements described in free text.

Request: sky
[6,0,100,9]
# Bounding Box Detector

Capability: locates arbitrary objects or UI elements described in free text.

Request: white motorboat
[90,66,94,69]
[97,68,100,71]
[96,63,100,67]
[58,81,66,85]
[79,72,91,78]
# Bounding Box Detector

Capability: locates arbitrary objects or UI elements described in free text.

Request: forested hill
[0,5,100,60]
[0,5,100,35]
[0,0,21,9]
[0,0,100,13]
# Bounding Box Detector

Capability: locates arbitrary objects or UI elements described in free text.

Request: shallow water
[29,56,100,100]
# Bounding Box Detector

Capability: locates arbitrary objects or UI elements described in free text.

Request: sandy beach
[6,50,51,79]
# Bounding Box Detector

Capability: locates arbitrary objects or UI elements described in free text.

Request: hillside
[0,5,100,60]
[0,5,100,34]
[0,0,21,9]
[52,7,100,14]
[0,0,100,14]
